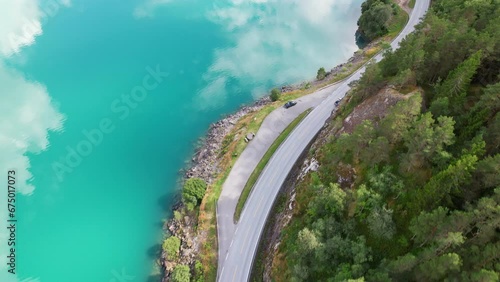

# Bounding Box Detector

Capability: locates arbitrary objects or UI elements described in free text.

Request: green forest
[279,0,499,281]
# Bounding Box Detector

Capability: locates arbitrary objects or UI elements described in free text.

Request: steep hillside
[273,0,500,280]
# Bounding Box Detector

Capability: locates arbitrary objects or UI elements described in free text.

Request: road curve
[216,83,340,271]
[218,1,431,281]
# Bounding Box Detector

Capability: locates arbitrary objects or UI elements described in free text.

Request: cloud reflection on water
[0,1,67,281]
[132,0,363,109]
[196,0,363,109]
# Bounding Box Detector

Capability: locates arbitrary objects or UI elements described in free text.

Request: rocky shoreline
[159,38,382,281]
[159,97,272,281]
[183,97,272,184]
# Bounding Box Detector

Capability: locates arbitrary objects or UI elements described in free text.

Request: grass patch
[234,108,313,222]
[387,3,410,37]
[409,0,416,9]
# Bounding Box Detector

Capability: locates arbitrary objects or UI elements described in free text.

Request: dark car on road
[284,101,297,109]
[335,99,341,106]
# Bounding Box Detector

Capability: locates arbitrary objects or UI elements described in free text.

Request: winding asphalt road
[216,83,340,267]
[218,1,430,281]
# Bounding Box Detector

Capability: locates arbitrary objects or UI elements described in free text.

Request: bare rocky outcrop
[340,86,416,134]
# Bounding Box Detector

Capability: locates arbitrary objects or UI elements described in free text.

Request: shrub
[186,202,195,211]
[173,210,182,221]
[270,88,281,101]
[194,260,204,282]
[171,265,191,282]
[162,236,181,260]
[317,67,327,80]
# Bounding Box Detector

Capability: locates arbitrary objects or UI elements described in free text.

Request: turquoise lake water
[1,0,362,281]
